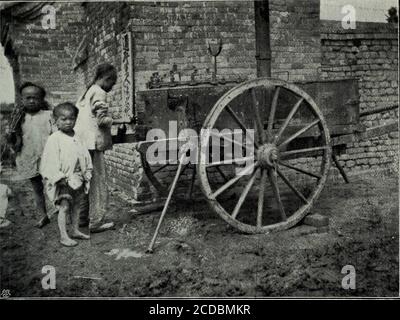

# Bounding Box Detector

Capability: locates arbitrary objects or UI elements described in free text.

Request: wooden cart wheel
[198,77,332,234]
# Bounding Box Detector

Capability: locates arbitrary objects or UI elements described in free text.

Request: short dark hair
[19,82,46,99]
[94,63,116,81]
[53,102,79,119]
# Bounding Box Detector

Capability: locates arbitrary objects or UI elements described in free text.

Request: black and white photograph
[0,0,398,301]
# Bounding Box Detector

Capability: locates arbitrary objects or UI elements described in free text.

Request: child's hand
[93,101,107,114]
[93,101,113,128]
[95,106,108,117]
[99,116,113,128]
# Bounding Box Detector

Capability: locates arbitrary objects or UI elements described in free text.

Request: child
[74,63,117,233]
[40,102,92,247]
[10,82,56,228]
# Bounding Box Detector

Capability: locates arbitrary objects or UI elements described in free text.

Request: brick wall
[320,21,399,174]
[1,3,85,107]
[80,2,125,119]
[130,1,257,91]
[82,1,257,116]
[269,0,321,81]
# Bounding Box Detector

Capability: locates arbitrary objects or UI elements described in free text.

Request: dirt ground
[0,169,398,297]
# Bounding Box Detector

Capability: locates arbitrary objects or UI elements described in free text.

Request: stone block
[303,214,330,227]
[292,225,318,236]
[346,160,356,167]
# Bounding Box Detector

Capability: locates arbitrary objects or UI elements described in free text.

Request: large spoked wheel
[198,78,332,234]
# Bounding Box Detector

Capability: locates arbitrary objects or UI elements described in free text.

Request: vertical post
[332,153,350,184]
[213,56,217,81]
[146,152,187,253]
[120,31,135,123]
[254,0,271,77]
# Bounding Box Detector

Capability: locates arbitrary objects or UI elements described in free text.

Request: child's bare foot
[0,218,11,228]
[36,216,50,228]
[60,238,78,247]
[71,230,90,240]
[89,222,115,233]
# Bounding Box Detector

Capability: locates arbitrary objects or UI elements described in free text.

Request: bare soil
[0,170,398,297]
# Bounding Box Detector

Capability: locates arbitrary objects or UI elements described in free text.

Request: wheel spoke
[152,163,170,174]
[209,131,254,153]
[253,119,259,147]
[207,156,255,167]
[187,165,197,199]
[231,169,258,219]
[267,168,287,221]
[278,161,322,179]
[280,146,327,158]
[276,167,309,204]
[274,97,304,144]
[225,106,259,148]
[267,86,280,142]
[215,165,229,183]
[257,169,267,227]
[211,162,257,198]
[278,119,320,149]
[251,88,266,144]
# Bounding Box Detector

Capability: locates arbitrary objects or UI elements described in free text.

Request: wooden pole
[146,152,187,253]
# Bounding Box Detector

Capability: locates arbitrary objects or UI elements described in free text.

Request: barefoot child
[10,82,56,228]
[40,103,92,247]
[75,63,117,233]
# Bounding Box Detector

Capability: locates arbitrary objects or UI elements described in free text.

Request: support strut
[146,152,187,253]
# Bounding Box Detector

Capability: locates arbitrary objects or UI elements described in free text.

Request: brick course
[130,1,257,91]
[320,21,399,175]
[269,0,321,81]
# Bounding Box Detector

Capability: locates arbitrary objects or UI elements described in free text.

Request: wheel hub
[257,143,279,168]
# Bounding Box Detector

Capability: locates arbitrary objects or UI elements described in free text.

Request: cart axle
[257,143,279,168]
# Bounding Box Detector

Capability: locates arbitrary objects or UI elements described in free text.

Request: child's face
[21,86,44,113]
[102,73,117,92]
[55,109,77,133]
